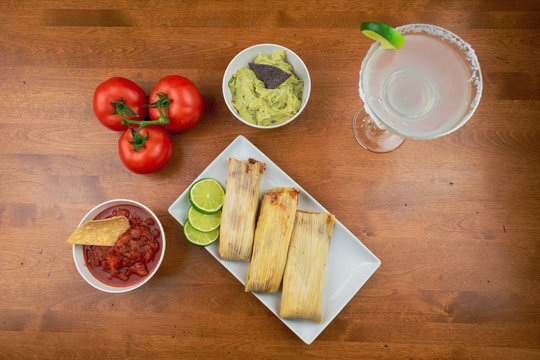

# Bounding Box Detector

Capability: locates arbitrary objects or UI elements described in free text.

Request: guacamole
[228,50,304,126]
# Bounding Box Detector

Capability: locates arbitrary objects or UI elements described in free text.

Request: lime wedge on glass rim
[184,220,219,247]
[187,205,221,232]
[188,178,225,214]
[361,22,405,49]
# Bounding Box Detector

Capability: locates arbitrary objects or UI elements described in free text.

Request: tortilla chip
[249,63,291,89]
[66,216,130,246]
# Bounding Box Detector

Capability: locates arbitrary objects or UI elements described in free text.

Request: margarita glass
[353,24,483,152]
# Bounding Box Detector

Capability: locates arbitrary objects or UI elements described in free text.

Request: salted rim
[358,24,483,140]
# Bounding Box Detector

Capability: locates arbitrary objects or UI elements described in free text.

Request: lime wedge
[187,206,221,232]
[361,22,405,50]
[188,178,225,214]
[184,220,219,247]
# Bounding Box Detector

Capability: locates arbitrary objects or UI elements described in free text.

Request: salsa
[84,204,162,287]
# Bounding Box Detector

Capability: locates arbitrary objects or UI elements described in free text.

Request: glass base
[352,107,405,153]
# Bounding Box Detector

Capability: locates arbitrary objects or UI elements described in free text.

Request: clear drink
[356,24,482,147]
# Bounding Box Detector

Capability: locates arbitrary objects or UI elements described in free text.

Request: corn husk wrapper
[279,210,335,323]
[245,187,299,293]
[219,158,265,261]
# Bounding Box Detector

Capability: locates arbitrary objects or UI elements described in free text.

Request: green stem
[122,117,167,126]
[111,93,171,152]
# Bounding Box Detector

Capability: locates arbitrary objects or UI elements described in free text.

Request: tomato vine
[110,93,171,152]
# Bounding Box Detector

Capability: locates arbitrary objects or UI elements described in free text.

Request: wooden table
[1,1,539,358]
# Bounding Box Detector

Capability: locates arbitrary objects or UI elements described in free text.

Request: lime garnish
[187,206,221,232]
[188,178,225,214]
[184,220,219,247]
[361,22,405,50]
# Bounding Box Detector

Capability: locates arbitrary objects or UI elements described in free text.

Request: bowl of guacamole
[223,44,311,129]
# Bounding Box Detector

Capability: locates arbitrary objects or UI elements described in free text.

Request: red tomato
[118,126,172,174]
[93,77,148,131]
[148,75,203,133]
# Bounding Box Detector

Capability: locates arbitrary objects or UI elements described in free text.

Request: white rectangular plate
[168,135,381,344]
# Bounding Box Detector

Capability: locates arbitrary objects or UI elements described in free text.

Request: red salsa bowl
[72,199,166,293]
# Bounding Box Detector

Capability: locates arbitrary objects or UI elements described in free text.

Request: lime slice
[187,206,221,232]
[188,178,225,214]
[361,22,405,50]
[184,220,219,247]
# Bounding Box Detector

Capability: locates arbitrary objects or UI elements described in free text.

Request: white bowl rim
[72,199,166,293]
[222,43,311,129]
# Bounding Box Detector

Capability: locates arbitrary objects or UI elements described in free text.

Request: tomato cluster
[93,76,203,174]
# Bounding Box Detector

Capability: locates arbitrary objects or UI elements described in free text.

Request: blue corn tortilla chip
[249,63,291,89]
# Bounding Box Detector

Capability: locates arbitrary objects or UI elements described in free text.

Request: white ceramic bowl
[72,199,166,293]
[222,43,311,129]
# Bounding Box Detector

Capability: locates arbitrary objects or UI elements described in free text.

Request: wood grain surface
[1,0,539,359]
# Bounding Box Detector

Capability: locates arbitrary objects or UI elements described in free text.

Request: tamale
[245,187,299,293]
[280,210,336,323]
[219,157,265,261]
